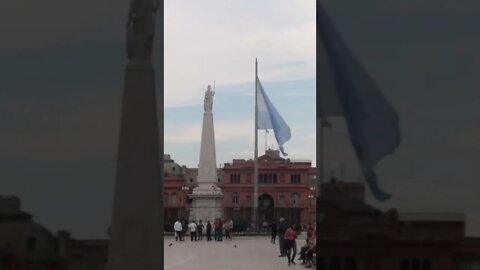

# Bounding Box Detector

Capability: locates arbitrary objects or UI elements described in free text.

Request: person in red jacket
[283,223,298,266]
[213,219,219,241]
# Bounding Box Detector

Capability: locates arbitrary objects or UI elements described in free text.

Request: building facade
[163,150,317,229]
[317,179,480,270]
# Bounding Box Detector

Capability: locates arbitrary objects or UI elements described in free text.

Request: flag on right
[256,76,291,157]
[317,2,401,201]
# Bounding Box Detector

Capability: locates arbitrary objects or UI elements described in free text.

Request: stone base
[189,186,223,222]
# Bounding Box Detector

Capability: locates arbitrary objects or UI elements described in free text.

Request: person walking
[224,219,233,240]
[182,219,188,241]
[270,221,277,244]
[206,220,212,241]
[284,223,298,266]
[213,219,219,241]
[277,218,287,257]
[174,219,183,241]
[197,220,204,241]
[188,221,197,241]
[219,219,224,241]
[216,218,223,241]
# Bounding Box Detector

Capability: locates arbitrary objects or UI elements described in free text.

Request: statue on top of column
[126,0,160,62]
[204,85,215,112]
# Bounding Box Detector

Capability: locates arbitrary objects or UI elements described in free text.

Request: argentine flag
[317,2,401,201]
[256,77,291,156]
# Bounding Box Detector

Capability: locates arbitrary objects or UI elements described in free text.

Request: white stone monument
[106,0,163,269]
[189,85,224,222]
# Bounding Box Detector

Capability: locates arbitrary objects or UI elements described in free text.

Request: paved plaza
[164,235,308,270]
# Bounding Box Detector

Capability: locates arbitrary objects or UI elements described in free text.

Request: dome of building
[0,221,58,264]
[163,155,183,176]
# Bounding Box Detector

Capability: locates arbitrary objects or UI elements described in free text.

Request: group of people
[173,218,234,242]
[274,218,316,267]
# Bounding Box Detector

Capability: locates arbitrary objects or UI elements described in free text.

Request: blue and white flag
[256,77,291,156]
[317,2,401,201]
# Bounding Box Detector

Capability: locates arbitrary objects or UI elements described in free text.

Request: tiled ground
[164,235,308,270]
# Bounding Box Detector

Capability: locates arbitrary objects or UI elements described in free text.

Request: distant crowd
[173,218,234,242]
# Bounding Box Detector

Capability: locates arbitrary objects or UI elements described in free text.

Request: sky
[164,0,316,168]
[0,0,479,239]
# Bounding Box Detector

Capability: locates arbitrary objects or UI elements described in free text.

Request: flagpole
[253,58,259,230]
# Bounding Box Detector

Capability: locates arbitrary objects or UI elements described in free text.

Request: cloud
[164,0,315,108]
[165,120,254,144]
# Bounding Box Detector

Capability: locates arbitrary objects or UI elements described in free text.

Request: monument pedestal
[189,85,223,223]
[189,184,223,222]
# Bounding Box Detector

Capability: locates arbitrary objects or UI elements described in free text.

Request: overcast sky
[0,0,479,239]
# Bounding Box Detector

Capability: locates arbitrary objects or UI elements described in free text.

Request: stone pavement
[164,235,308,270]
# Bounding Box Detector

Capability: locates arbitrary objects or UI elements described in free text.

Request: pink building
[163,150,316,228]
[317,179,480,270]
[220,149,316,227]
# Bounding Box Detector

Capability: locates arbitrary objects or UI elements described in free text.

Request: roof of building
[319,191,380,215]
[0,221,58,263]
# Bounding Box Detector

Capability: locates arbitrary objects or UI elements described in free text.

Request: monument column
[189,85,223,222]
[106,0,163,269]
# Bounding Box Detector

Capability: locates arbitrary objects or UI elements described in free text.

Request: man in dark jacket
[206,220,212,241]
[271,221,277,244]
[277,218,287,257]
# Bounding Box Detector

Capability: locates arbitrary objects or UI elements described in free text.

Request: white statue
[126,0,160,62]
[204,85,215,112]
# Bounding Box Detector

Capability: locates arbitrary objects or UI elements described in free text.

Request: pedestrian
[206,220,212,241]
[277,217,287,257]
[182,219,188,241]
[215,218,223,241]
[188,221,197,241]
[197,220,204,241]
[284,223,298,266]
[218,219,223,241]
[270,221,277,244]
[224,219,232,240]
[213,219,219,241]
[299,226,315,264]
[174,219,183,241]
[227,219,233,240]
